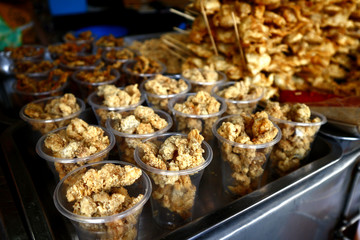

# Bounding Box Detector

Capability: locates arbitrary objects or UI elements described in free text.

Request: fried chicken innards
[44,118,111,180]
[216,111,279,196]
[138,129,205,222]
[65,163,144,240]
[265,101,322,175]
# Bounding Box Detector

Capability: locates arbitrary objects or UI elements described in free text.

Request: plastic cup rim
[8,44,45,61]
[181,70,227,86]
[10,60,56,78]
[36,125,115,163]
[121,59,167,77]
[19,96,86,124]
[168,92,227,118]
[53,160,152,224]
[106,108,173,139]
[134,132,213,176]
[269,111,327,127]
[211,81,265,104]
[13,79,68,96]
[140,77,192,99]
[101,47,138,63]
[212,114,282,149]
[87,87,146,111]
[71,68,120,87]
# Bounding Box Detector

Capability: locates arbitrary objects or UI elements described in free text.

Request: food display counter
[1,102,360,239]
[1,32,360,239]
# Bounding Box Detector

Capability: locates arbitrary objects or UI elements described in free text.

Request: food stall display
[1,0,360,239]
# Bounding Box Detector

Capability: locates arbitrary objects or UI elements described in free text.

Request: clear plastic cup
[211,81,264,115]
[19,95,85,135]
[6,45,45,62]
[63,31,95,54]
[102,47,137,65]
[140,76,191,113]
[10,60,57,78]
[12,77,69,109]
[106,108,173,165]
[47,42,90,60]
[58,55,101,72]
[102,47,138,87]
[121,59,167,85]
[181,69,227,93]
[87,88,145,127]
[134,132,213,229]
[168,93,227,143]
[212,114,282,197]
[72,68,120,100]
[36,125,115,182]
[269,111,327,177]
[53,160,151,240]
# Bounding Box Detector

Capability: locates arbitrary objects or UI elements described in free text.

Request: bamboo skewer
[161,34,193,55]
[200,0,218,56]
[160,38,193,57]
[164,45,188,61]
[170,8,195,21]
[231,11,248,73]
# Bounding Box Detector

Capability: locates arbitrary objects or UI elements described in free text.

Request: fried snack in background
[180,0,360,100]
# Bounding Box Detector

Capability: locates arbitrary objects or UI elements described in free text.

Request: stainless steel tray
[1,108,350,239]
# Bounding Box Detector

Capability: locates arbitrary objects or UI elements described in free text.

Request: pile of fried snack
[179,0,360,99]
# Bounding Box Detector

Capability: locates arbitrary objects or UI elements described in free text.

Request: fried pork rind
[123,56,165,85]
[215,112,279,196]
[64,30,94,42]
[181,65,226,92]
[74,67,117,84]
[181,0,360,99]
[108,106,171,164]
[171,91,224,141]
[143,74,190,112]
[43,118,111,180]
[5,45,45,61]
[57,52,101,70]
[48,42,90,59]
[95,34,124,48]
[213,81,263,115]
[265,101,325,176]
[89,84,143,127]
[137,130,205,220]
[103,48,136,72]
[12,60,55,76]
[22,94,82,134]
[129,37,183,74]
[64,163,144,240]
[16,68,68,92]
[192,0,221,15]
[127,56,162,75]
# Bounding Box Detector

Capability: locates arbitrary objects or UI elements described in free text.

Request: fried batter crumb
[24,94,80,134]
[65,163,144,239]
[265,101,322,175]
[216,112,279,196]
[97,84,141,108]
[44,118,111,179]
[138,129,205,220]
[173,91,222,141]
[110,106,169,164]
[216,81,263,114]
